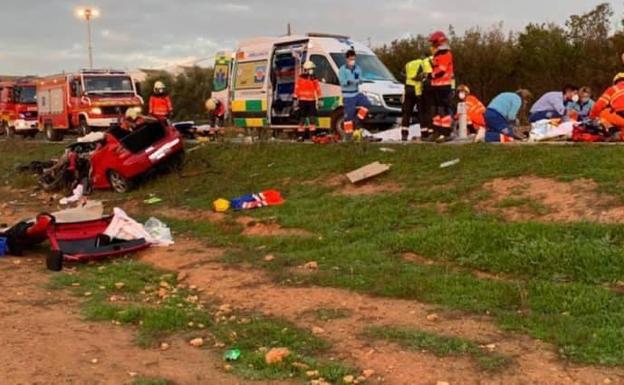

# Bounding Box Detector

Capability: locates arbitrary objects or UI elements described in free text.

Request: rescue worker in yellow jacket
[401,57,432,141]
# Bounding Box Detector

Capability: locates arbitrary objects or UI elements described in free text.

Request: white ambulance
[211,33,404,133]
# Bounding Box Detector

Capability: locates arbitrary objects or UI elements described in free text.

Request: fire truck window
[310,55,339,85]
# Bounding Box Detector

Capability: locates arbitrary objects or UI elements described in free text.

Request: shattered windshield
[330,53,397,82]
[84,76,134,94]
[15,86,37,104]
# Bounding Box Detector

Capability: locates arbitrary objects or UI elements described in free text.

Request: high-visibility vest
[431,49,454,87]
[592,83,624,118]
[405,59,432,96]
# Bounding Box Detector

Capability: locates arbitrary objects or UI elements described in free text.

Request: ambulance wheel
[46,251,64,272]
[78,117,91,137]
[45,123,64,142]
[108,170,133,193]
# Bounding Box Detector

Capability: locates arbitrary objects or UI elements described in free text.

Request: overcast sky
[0,0,622,75]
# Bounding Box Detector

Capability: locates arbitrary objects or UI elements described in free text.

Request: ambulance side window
[310,55,339,85]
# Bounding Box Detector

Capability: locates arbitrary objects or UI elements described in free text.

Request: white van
[211,33,404,133]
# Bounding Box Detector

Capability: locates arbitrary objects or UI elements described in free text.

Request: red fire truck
[37,69,143,141]
[0,78,39,138]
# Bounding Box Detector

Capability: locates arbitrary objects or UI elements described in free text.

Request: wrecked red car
[38,120,184,193]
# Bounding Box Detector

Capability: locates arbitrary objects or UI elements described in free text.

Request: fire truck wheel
[78,117,91,137]
[44,123,64,142]
[108,170,133,194]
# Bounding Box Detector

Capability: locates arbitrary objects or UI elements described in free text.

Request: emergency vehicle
[37,69,143,141]
[211,33,404,134]
[0,78,39,138]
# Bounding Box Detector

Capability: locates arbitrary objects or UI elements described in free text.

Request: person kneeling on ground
[589,73,624,141]
[529,85,578,123]
[454,84,486,140]
[338,48,370,141]
[205,98,226,141]
[294,60,322,142]
[482,89,532,143]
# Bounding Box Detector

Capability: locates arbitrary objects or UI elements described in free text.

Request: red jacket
[149,95,173,118]
[591,83,624,118]
[431,48,454,87]
[294,75,322,101]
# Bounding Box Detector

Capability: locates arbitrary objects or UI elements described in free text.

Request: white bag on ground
[529,120,575,142]
[104,208,154,243]
[144,217,174,247]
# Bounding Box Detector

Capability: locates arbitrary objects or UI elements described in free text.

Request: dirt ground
[306,175,403,197]
[140,239,624,385]
[478,176,624,223]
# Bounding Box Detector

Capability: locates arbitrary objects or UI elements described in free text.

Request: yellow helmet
[154,81,166,91]
[205,98,218,111]
[303,61,316,71]
[614,73,624,84]
[213,198,230,213]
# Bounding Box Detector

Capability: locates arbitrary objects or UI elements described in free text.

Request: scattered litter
[231,190,284,211]
[426,313,440,322]
[263,254,276,262]
[53,200,104,223]
[160,342,171,351]
[346,162,391,184]
[60,184,84,205]
[213,199,231,213]
[343,375,355,383]
[362,369,375,378]
[223,348,241,361]
[312,326,325,335]
[265,347,290,364]
[144,217,174,247]
[306,370,320,378]
[439,159,460,169]
[379,147,396,153]
[144,196,163,205]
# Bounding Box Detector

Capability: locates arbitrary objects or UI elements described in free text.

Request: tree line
[142,3,624,120]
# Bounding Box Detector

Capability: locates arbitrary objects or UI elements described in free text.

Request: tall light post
[75,7,100,69]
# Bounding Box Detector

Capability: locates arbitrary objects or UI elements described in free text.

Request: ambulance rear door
[231,42,272,129]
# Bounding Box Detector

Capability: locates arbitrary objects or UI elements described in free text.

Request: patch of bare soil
[0,256,290,385]
[479,176,624,223]
[309,174,403,197]
[141,241,624,385]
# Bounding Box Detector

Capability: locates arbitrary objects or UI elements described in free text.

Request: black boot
[401,129,409,142]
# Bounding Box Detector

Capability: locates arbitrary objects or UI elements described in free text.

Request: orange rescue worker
[590,72,624,140]
[428,31,455,142]
[149,81,173,121]
[294,61,322,142]
[455,85,486,136]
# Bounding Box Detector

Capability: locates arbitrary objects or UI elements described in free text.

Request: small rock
[265,347,291,364]
[71,282,81,287]
[485,343,497,351]
[214,342,226,348]
[189,338,204,348]
[128,371,139,378]
[90,358,99,364]
[426,313,439,322]
[304,261,319,270]
[306,370,320,378]
[160,342,170,351]
[604,379,613,385]
[264,254,276,262]
[343,375,355,383]
[362,369,375,378]
[159,281,171,289]
[84,292,92,297]
[436,382,450,385]
[158,288,168,298]
[114,282,125,290]
[312,326,325,335]
[224,364,233,372]
[292,362,310,370]
[218,304,233,315]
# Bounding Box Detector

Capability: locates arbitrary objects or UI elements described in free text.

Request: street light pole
[75,7,100,69]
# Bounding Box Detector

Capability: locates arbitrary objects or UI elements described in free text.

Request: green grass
[49,259,357,383]
[9,141,624,367]
[364,326,512,372]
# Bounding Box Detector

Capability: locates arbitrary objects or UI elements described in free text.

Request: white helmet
[125,106,141,120]
[153,81,166,92]
[303,61,316,71]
